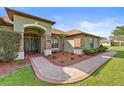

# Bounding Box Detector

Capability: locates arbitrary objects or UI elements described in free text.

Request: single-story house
[0,8,101,59]
[111,40,124,46]
[100,39,111,47]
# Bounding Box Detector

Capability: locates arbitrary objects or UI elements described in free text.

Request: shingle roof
[51,29,101,38]
[66,29,82,35]
[51,28,65,35]
[66,29,101,38]
[100,40,110,43]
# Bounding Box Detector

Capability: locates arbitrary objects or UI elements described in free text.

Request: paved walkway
[31,51,117,84]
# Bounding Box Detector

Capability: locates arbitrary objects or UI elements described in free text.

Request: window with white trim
[52,36,59,48]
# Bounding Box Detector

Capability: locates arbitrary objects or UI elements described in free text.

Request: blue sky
[0,7,124,38]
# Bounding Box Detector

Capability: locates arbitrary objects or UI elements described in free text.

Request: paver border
[31,51,117,84]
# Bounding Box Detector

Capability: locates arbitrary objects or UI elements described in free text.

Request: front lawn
[0,46,124,85]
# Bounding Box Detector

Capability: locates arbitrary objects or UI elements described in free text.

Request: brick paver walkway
[31,51,117,84]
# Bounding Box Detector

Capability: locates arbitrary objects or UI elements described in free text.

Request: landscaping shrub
[83,46,108,55]
[71,53,74,55]
[60,60,64,64]
[70,57,74,60]
[16,60,23,64]
[78,55,82,57]
[83,49,95,55]
[96,46,108,52]
[0,30,21,62]
[52,55,57,59]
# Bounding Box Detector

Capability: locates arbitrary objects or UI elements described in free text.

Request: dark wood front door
[24,37,38,52]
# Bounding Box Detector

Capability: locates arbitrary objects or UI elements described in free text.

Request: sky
[0,7,124,38]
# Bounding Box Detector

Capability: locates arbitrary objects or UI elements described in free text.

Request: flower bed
[45,51,105,66]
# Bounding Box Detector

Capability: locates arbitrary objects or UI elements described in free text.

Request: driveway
[31,51,117,84]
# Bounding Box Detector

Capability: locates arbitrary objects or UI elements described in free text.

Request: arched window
[52,36,59,49]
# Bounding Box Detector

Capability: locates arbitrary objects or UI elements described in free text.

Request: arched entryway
[24,27,45,56]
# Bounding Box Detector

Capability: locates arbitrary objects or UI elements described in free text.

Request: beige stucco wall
[84,36,91,49]
[0,25,13,31]
[84,36,99,49]
[93,37,99,48]
[64,37,74,53]
[64,34,99,53]
[13,15,52,35]
[64,35,82,53]
[64,34,100,53]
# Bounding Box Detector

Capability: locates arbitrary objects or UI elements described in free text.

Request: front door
[24,37,38,52]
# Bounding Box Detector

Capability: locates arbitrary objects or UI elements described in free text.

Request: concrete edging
[31,51,117,84]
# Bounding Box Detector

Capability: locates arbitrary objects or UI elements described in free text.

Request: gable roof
[51,29,101,38]
[51,28,65,35]
[5,8,56,25]
[0,16,13,26]
[100,40,110,43]
[66,29,82,35]
[66,29,101,38]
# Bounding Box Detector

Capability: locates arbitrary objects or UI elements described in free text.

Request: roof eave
[66,33,102,38]
[5,7,56,25]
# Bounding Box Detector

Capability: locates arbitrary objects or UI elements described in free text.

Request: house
[0,8,101,59]
[100,39,111,47]
[111,40,124,46]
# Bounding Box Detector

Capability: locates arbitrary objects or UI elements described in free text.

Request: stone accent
[44,34,52,56]
[16,32,24,60]
[19,32,24,52]
[45,35,52,50]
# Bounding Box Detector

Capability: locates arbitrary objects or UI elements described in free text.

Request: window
[74,38,81,48]
[52,36,59,48]
[90,38,94,48]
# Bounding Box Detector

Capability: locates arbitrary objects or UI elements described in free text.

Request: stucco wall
[93,38,99,48]
[13,15,52,35]
[84,36,91,49]
[64,35,82,53]
[84,36,99,49]
[64,37,74,53]
[0,25,13,31]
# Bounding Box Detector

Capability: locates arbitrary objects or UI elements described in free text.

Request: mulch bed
[0,59,30,77]
[0,52,41,77]
[45,51,106,66]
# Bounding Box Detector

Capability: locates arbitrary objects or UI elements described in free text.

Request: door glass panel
[24,37,38,52]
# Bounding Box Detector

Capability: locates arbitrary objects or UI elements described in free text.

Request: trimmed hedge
[0,30,21,62]
[83,49,95,55]
[83,46,108,55]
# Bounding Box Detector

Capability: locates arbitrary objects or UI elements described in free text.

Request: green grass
[0,46,124,86]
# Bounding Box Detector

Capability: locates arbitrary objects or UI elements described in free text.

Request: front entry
[24,37,38,52]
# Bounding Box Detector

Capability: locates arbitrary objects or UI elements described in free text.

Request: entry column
[44,33,52,56]
[16,32,24,59]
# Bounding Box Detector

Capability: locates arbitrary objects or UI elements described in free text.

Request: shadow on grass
[113,51,124,58]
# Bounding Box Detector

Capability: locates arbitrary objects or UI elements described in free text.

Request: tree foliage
[110,26,124,41]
